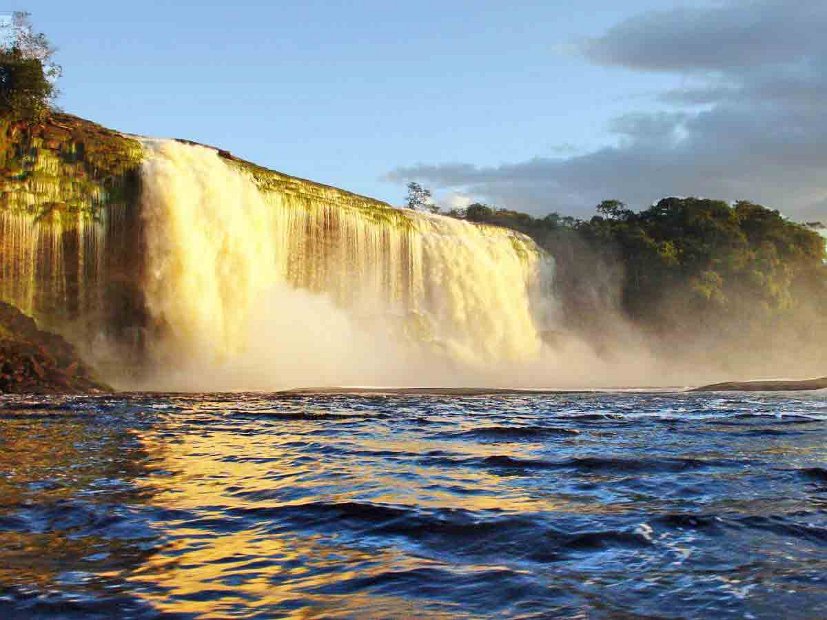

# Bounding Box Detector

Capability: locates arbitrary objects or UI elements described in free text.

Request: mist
[87,142,827,391]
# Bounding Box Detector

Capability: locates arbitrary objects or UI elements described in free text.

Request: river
[0,391,824,618]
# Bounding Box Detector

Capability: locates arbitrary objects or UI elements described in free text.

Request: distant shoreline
[6,381,824,398]
[278,387,624,396]
[690,377,827,392]
[275,379,827,396]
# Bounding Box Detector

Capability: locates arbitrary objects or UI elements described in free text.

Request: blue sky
[5,1,826,220]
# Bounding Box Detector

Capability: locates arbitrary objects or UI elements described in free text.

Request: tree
[596,199,633,221]
[0,12,61,120]
[405,182,439,213]
[464,202,494,222]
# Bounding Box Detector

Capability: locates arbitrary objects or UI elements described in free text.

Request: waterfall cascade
[138,140,555,388]
[0,133,558,389]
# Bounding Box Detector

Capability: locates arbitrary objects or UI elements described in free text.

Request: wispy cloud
[387,0,827,220]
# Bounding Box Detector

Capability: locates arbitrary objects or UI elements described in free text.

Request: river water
[0,391,824,618]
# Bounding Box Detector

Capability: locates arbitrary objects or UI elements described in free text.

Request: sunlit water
[0,391,824,618]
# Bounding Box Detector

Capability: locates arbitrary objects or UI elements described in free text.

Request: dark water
[0,391,824,619]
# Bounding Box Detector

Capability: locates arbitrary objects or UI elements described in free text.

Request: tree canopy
[579,197,826,325]
[0,12,60,120]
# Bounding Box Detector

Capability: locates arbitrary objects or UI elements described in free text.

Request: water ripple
[0,390,824,618]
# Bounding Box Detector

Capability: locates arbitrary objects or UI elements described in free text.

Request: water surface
[0,391,824,618]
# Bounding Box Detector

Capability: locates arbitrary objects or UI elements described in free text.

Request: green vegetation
[464,203,577,231]
[0,12,61,121]
[579,198,826,330]
[0,47,54,120]
[225,149,419,232]
[0,113,143,217]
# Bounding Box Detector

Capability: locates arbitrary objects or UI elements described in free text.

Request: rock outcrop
[0,301,110,393]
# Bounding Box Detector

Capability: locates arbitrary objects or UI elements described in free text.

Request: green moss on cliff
[0,113,142,218]
[223,154,419,231]
[222,152,544,251]
[0,113,147,370]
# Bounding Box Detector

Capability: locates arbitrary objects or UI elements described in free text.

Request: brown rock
[0,301,111,394]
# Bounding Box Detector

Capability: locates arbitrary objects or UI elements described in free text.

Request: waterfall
[138,140,554,388]
[0,210,107,334]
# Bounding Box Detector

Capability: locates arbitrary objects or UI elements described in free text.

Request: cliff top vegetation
[0,11,60,121]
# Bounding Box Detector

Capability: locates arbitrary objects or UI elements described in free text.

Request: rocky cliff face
[0,113,148,382]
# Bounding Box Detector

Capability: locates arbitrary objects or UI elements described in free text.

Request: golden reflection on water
[126,418,491,617]
[0,413,151,594]
[110,404,621,617]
